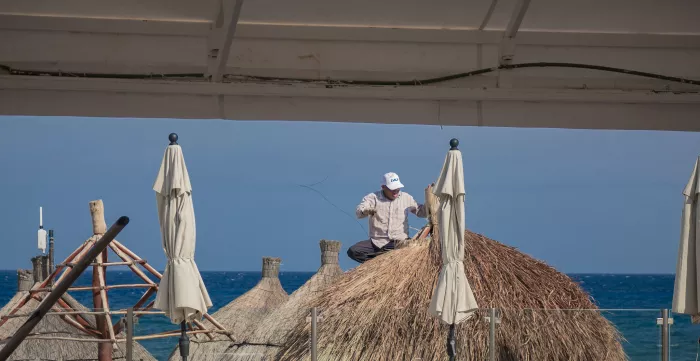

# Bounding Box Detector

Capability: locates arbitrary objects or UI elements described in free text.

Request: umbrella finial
[169,133,179,145]
[449,138,459,150]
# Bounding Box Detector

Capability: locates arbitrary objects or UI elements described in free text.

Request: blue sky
[1,116,698,274]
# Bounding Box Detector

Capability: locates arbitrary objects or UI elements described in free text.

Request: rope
[297,178,367,236]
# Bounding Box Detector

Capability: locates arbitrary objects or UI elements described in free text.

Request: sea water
[0,271,695,361]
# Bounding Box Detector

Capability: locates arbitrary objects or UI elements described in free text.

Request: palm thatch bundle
[219,240,343,361]
[171,257,289,361]
[277,229,626,361]
[0,290,156,361]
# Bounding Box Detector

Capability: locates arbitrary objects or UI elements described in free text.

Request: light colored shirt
[356,190,428,248]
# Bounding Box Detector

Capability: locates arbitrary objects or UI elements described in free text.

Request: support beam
[500,0,532,65]
[206,0,245,82]
[2,76,700,132]
[2,75,699,104]
[479,0,499,30]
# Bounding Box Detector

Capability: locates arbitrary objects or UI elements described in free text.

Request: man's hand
[364,209,376,216]
[425,183,433,192]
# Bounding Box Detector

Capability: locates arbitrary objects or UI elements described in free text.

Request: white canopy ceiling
[1,0,699,130]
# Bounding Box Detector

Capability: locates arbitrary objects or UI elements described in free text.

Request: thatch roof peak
[217,241,344,361]
[261,257,282,279]
[175,257,290,361]
[15,271,33,292]
[319,240,341,265]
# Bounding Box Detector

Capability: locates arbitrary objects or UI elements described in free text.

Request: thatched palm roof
[277,231,626,361]
[0,290,156,361]
[172,257,289,361]
[219,240,343,361]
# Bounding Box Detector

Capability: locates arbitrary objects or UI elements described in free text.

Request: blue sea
[0,271,697,361]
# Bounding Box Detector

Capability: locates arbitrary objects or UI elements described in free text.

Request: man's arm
[356,193,377,219]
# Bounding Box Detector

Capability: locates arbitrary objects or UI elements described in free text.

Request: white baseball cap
[381,172,404,190]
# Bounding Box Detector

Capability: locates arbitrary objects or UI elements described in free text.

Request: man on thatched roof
[348,172,429,263]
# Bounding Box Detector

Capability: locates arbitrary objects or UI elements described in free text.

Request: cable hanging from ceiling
[2,62,699,87]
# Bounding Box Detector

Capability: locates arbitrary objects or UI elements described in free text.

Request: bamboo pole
[108,243,156,285]
[97,253,117,343]
[112,240,163,279]
[30,293,96,335]
[192,319,215,340]
[23,336,116,343]
[131,288,156,311]
[32,283,154,293]
[0,216,129,361]
[55,309,102,338]
[40,240,87,289]
[56,297,99,334]
[202,313,235,341]
[55,238,95,286]
[113,288,156,335]
[5,309,166,318]
[20,327,235,344]
[425,183,441,264]
[0,243,89,329]
[126,308,133,361]
[90,200,107,234]
[61,260,147,267]
[132,329,231,341]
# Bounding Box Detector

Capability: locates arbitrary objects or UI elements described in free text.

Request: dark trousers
[347,240,396,263]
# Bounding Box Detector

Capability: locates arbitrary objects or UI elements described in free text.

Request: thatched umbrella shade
[170,257,289,361]
[0,291,156,361]
[220,240,343,361]
[277,231,626,361]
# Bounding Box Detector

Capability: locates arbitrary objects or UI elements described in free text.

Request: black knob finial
[169,133,178,145]
[449,138,459,150]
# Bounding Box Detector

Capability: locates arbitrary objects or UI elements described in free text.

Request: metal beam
[205,0,244,82]
[2,88,700,131]
[500,0,532,65]
[2,14,700,49]
[479,0,499,30]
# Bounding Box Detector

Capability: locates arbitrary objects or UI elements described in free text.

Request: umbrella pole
[447,323,456,361]
[179,321,190,361]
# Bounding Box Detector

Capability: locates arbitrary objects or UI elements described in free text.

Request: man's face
[382,185,401,200]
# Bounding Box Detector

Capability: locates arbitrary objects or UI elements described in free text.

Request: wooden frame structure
[0,200,232,358]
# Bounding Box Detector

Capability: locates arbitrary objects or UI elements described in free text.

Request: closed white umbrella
[673,156,700,324]
[429,139,479,360]
[153,133,212,360]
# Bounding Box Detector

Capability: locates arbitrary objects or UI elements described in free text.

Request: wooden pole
[425,183,441,264]
[311,307,318,361]
[113,288,156,335]
[108,243,156,285]
[112,240,163,278]
[48,230,55,286]
[90,200,107,235]
[55,297,98,333]
[90,200,113,361]
[44,240,88,289]
[0,216,129,361]
[126,308,134,361]
[55,239,95,286]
